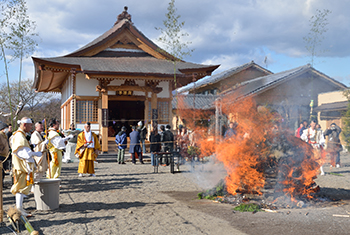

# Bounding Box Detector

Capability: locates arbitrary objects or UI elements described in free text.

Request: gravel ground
[1,152,350,235]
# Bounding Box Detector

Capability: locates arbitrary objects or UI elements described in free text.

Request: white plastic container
[34,178,61,210]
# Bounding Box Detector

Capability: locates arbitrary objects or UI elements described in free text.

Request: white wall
[76,74,99,96]
[157,81,170,98]
[61,75,73,104]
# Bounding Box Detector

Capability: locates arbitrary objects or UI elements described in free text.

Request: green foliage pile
[233,203,262,212]
[197,180,226,200]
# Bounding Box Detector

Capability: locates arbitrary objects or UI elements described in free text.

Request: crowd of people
[114,122,205,167]
[0,117,101,216]
[295,119,343,174]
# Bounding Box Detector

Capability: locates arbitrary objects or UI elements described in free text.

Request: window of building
[147,101,169,123]
[76,100,98,123]
[158,101,169,123]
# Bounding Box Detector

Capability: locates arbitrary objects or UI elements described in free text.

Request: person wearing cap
[10,117,43,216]
[0,121,9,188]
[47,118,73,179]
[137,121,148,153]
[115,126,127,164]
[129,125,143,164]
[75,122,101,177]
[324,123,342,168]
[30,122,49,182]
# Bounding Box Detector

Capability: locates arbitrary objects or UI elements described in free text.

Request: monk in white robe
[11,117,43,216]
[47,119,73,179]
[30,122,48,182]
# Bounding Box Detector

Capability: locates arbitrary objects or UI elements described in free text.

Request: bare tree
[303,9,331,66]
[0,0,38,126]
[0,79,59,123]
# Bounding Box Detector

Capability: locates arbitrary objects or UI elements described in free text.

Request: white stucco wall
[157,81,170,98]
[76,74,99,96]
[61,75,73,104]
[318,90,347,105]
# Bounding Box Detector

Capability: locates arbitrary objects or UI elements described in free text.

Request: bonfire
[180,97,326,209]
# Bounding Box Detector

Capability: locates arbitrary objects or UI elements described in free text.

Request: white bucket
[34,178,61,210]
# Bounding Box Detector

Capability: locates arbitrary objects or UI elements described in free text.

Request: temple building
[32,7,219,152]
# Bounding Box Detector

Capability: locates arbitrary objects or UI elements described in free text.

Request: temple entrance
[108,100,145,136]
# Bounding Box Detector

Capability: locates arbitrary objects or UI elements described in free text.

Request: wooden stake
[45,119,51,178]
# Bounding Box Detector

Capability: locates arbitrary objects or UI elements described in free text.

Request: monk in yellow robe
[11,117,43,216]
[47,119,73,179]
[75,122,100,177]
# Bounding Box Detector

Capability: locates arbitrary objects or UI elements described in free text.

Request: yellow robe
[47,129,63,179]
[10,129,34,195]
[75,132,101,174]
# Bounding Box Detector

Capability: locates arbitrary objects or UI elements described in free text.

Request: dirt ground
[1,151,350,235]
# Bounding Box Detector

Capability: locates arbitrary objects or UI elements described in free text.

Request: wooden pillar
[151,92,158,130]
[101,91,108,153]
[144,92,149,128]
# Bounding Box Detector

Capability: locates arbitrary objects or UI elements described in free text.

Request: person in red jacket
[295,122,304,138]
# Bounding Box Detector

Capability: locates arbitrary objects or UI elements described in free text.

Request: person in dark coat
[115,126,127,164]
[324,123,342,168]
[129,126,143,164]
[137,121,148,153]
[149,127,161,166]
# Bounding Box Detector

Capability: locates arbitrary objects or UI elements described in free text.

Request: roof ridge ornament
[115,6,132,25]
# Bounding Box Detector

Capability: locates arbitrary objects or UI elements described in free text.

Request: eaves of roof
[314,101,348,112]
[175,61,272,94]
[221,64,347,102]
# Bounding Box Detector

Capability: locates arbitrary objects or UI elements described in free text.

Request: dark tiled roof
[172,94,217,110]
[176,61,272,94]
[221,64,347,101]
[314,101,348,112]
[36,56,212,76]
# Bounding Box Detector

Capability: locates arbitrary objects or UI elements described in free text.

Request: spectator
[129,126,143,164]
[115,126,127,164]
[138,121,148,153]
[324,123,342,168]
[224,122,237,139]
[0,121,9,188]
[295,122,304,138]
[6,124,12,139]
[178,126,190,161]
[301,120,325,175]
[299,120,308,137]
[149,127,161,167]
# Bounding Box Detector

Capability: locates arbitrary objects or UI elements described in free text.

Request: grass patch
[233,203,262,212]
[329,172,344,176]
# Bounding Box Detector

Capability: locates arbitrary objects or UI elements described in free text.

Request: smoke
[185,156,227,190]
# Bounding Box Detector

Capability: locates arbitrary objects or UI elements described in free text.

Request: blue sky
[3,0,350,86]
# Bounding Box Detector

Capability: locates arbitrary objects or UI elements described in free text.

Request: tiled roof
[35,56,214,77]
[175,61,272,94]
[221,64,347,101]
[314,101,348,112]
[172,94,217,110]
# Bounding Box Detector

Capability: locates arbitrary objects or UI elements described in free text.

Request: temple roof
[220,64,347,102]
[176,61,272,94]
[172,94,218,110]
[33,7,219,92]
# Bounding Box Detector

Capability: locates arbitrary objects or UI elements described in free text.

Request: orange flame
[177,94,324,201]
